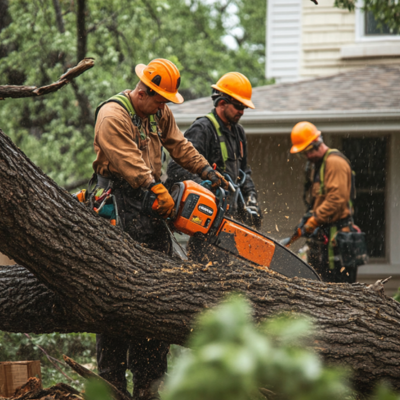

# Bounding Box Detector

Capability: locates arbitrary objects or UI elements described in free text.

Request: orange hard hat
[290,121,321,154]
[211,72,255,109]
[135,58,184,104]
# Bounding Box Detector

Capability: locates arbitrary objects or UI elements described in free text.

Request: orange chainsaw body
[172,180,218,236]
[170,180,320,281]
[171,181,275,267]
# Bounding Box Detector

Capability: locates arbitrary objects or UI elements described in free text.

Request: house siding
[300,0,400,79]
[266,0,302,82]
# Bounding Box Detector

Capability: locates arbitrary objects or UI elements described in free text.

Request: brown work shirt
[93,92,209,189]
[311,153,351,225]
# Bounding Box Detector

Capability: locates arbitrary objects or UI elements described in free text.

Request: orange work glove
[149,182,175,218]
[200,165,230,190]
[302,216,319,235]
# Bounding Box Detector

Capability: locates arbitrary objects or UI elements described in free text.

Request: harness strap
[95,92,159,141]
[204,113,229,171]
[319,149,352,196]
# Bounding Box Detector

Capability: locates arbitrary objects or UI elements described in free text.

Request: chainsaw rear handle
[142,190,159,218]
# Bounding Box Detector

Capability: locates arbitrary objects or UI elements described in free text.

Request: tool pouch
[335,231,369,269]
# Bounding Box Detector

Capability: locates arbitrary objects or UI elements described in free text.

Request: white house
[266,0,400,82]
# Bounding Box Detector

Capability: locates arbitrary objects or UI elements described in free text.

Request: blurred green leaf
[85,379,112,400]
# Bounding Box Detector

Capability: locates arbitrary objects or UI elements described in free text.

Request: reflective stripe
[205,113,228,171]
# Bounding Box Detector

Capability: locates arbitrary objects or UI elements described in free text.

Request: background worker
[289,121,356,283]
[93,58,228,400]
[166,72,262,229]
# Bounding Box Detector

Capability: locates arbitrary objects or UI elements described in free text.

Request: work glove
[246,193,261,214]
[149,182,175,218]
[200,165,229,191]
[301,216,319,237]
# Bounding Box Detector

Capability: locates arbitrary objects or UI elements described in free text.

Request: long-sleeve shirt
[311,153,351,224]
[92,91,209,189]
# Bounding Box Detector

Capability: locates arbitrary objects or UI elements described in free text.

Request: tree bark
[1,128,400,392]
[52,0,65,34]
[76,0,87,63]
[0,264,91,333]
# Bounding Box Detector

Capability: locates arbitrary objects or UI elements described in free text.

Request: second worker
[167,72,262,229]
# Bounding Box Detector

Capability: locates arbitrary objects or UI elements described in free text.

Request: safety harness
[317,149,356,269]
[84,92,163,227]
[204,112,245,172]
[95,92,161,141]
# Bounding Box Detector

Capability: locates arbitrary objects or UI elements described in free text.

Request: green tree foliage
[85,379,112,400]
[0,0,268,188]
[334,0,400,33]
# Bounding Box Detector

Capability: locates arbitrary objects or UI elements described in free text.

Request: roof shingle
[170,65,400,115]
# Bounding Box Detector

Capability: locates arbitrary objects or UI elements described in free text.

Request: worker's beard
[224,109,242,125]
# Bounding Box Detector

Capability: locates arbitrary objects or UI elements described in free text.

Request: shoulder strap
[95,93,136,124]
[319,149,356,203]
[95,92,159,137]
[204,113,228,171]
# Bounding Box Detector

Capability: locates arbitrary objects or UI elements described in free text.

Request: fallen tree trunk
[1,128,400,392]
[0,264,91,333]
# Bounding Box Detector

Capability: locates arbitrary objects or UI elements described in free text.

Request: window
[355,0,400,42]
[342,137,388,259]
[365,11,393,36]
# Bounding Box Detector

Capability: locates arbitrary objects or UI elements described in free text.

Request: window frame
[355,0,400,42]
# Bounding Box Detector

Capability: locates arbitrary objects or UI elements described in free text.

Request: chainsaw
[144,180,321,281]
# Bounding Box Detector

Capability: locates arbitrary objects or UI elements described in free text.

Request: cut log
[0,128,400,393]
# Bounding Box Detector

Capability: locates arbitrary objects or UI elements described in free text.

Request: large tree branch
[1,128,400,393]
[0,58,94,99]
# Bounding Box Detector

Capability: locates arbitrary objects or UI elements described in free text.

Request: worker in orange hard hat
[289,121,365,284]
[92,58,228,400]
[167,71,262,233]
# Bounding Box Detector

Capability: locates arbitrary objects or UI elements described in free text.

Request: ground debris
[1,377,82,400]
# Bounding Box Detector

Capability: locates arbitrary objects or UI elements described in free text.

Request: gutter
[174,110,400,135]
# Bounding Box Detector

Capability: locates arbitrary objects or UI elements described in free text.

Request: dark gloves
[245,192,262,228]
[200,165,229,190]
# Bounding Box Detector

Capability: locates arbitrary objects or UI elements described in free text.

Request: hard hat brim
[135,64,184,104]
[211,84,255,109]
